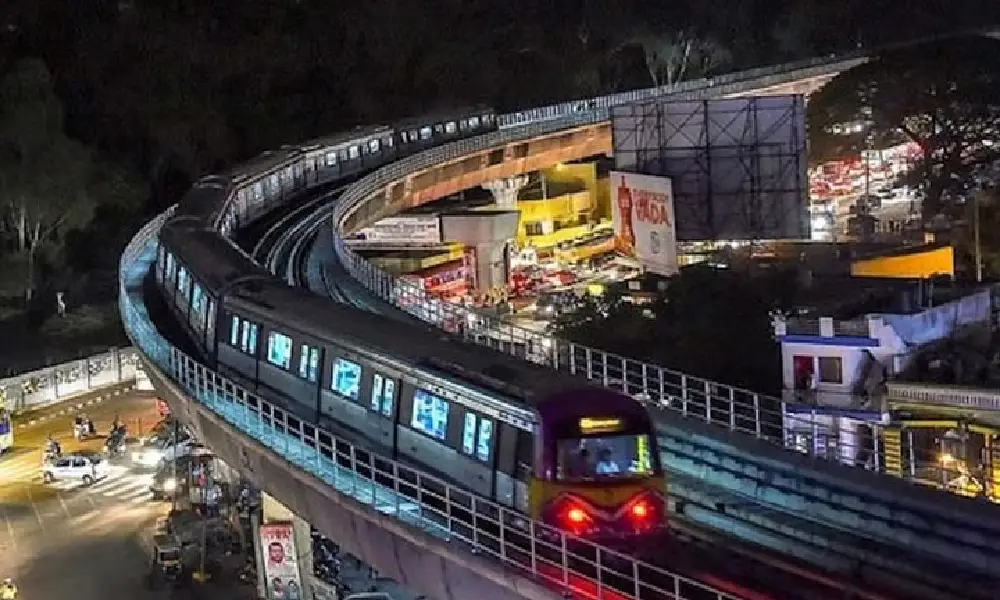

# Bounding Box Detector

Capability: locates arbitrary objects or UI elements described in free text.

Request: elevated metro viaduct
[123,48,1000,600]
[331,55,1000,592]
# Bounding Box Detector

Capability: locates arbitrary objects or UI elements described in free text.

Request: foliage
[549,267,797,393]
[0,59,95,302]
[807,37,1000,219]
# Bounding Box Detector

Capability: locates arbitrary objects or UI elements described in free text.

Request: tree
[807,37,1000,220]
[0,58,95,302]
[632,30,731,88]
[549,267,791,393]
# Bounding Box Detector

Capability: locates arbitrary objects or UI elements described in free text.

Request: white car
[42,454,110,485]
[132,428,197,468]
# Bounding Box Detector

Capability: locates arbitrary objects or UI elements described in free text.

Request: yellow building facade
[515,163,614,249]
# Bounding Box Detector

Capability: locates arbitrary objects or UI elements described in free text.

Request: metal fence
[0,347,139,413]
[118,212,741,600]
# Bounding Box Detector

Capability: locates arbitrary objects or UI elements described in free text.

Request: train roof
[299,125,393,154]
[226,279,612,411]
[394,105,495,128]
[173,175,233,222]
[535,388,651,422]
[159,218,271,291]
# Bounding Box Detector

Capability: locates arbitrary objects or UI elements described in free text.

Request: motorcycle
[73,416,96,441]
[105,425,128,458]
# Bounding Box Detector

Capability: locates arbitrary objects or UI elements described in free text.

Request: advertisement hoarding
[610,171,678,277]
[349,216,442,245]
[259,522,304,600]
[611,96,808,241]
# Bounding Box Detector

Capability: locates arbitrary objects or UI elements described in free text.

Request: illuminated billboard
[348,216,442,245]
[610,171,678,277]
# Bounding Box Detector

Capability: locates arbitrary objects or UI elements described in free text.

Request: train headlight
[162,478,178,492]
[940,453,955,464]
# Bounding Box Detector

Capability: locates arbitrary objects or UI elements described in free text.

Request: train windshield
[555,434,655,481]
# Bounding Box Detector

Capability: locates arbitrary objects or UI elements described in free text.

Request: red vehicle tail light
[566,507,588,524]
[630,500,649,520]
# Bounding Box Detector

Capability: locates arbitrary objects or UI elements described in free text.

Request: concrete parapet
[143,358,563,600]
[654,408,1000,578]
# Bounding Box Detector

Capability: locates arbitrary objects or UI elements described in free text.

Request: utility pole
[171,419,179,512]
[974,190,983,283]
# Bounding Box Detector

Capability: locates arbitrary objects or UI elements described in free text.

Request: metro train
[156,220,666,542]
[150,103,666,543]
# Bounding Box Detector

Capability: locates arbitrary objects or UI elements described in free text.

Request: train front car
[531,388,666,545]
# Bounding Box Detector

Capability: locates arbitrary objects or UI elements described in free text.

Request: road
[0,390,169,600]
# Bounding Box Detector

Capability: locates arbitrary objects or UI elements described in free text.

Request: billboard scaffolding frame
[611,96,808,242]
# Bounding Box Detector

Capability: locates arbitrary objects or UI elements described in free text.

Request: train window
[410,389,449,441]
[468,116,480,128]
[325,152,337,166]
[240,321,259,355]
[230,316,239,346]
[444,122,457,134]
[368,139,379,153]
[348,146,359,159]
[252,181,263,201]
[371,373,395,416]
[190,283,207,331]
[176,267,187,293]
[266,332,293,370]
[165,253,176,285]
[338,148,349,161]
[461,413,477,455]
[384,136,393,148]
[434,124,444,134]
[332,358,361,401]
[476,419,493,462]
[419,126,432,140]
[298,344,320,382]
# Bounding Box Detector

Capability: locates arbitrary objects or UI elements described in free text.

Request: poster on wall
[259,522,304,600]
[610,170,679,276]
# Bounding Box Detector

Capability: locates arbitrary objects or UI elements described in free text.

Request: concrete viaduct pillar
[482,175,529,210]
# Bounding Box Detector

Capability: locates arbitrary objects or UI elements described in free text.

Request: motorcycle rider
[43,434,61,461]
[0,577,17,599]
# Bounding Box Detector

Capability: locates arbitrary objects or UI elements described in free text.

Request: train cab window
[368,139,380,153]
[298,344,320,382]
[555,432,654,481]
[332,358,361,401]
[461,413,477,455]
[266,332,293,370]
[371,373,396,416]
[476,419,493,462]
[348,146,359,159]
[240,320,259,355]
[419,126,432,140]
[444,121,457,134]
[325,151,337,166]
[410,389,448,441]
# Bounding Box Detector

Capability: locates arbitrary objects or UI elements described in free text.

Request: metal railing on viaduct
[118,47,1000,600]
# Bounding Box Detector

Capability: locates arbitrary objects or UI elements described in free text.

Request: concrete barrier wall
[142,358,563,600]
[0,347,139,413]
[655,406,1000,577]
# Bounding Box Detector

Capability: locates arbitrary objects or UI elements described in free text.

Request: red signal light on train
[630,501,649,520]
[566,507,588,524]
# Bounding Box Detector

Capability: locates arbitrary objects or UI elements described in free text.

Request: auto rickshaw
[147,535,183,588]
